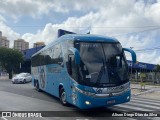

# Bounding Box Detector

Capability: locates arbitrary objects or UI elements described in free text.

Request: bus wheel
[60,88,68,106]
[35,80,41,92]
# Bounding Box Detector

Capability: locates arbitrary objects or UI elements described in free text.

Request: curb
[132,89,154,96]
[0,77,9,80]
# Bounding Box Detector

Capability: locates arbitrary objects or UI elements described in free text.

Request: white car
[12,73,32,84]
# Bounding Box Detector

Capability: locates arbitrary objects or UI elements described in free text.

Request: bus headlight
[75,87,95,96]
[85,101,91,105]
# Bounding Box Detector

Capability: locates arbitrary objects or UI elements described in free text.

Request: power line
[135,46,160,51]
[0,24,160,28]
[135,48,160,51]
[134,47,160,53]
[112,27,160,37]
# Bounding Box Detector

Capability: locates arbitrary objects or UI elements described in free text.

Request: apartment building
[14,39,29,51]
[0,31,9,48]
[33,42,45,48]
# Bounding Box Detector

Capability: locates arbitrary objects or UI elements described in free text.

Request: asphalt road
[0,79,159,120]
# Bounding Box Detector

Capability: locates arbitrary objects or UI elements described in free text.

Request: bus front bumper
[76,89,131,109]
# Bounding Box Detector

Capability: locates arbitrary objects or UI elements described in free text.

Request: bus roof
[60,34,118,42]
[32,34,119,57]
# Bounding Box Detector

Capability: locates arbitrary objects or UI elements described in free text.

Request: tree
[0,47,24,79]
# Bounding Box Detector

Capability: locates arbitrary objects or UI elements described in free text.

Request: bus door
[66,50,79,105]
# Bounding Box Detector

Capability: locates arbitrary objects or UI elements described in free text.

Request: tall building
[34,42,45,48]
[14,39,29,51]
[0,31,10,48]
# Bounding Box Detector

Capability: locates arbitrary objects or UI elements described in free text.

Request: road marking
[131,99,160,107]
[114,104,152,111]
[125,102,160,110]
[109,106,127,112]
[132,97,160,104]
[1,117,8,120]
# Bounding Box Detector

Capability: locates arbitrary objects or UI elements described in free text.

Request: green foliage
[0,47,24,79]
[140,82,146,86]
[140,73,146,78]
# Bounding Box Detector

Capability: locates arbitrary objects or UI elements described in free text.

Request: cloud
[137,51,159,64]
[0,15,6,22]
[22,23,58,47]
[0,0,69,21]
[145,2,160,25]
[0,20,20,47]
[0,0,160,64]
[0,0,101,21]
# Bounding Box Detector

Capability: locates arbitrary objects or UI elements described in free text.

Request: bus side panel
[60,72,74,105]
[31,65,48,92]
[44,64,59,97]
[31,66,41,87]
[67,79,79,106]
[43,64,71,99]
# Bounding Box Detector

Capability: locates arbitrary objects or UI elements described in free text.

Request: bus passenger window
[52,44,63,65]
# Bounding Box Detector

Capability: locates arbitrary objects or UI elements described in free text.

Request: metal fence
[130,72,160,84]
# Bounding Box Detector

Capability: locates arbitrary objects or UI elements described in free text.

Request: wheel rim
[61,91,66,104]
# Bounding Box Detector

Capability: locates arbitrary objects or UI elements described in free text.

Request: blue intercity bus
[31,34,136,109]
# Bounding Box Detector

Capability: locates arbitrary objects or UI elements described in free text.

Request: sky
[0,0,160,64]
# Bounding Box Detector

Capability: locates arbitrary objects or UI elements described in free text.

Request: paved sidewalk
[131,83,160,89]
[131,83,160,100]
[0,76,8,80]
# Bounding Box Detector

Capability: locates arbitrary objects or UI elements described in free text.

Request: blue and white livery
[31,34,136,109]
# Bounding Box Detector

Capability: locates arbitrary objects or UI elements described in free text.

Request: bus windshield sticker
[86,74,91,79]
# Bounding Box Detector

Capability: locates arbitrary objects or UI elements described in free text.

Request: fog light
[127,96,130,100]
[85,101,91,105]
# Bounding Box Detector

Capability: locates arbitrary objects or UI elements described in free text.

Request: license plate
[107,100,115,104]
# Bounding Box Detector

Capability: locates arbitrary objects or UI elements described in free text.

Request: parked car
[12,73,32,84]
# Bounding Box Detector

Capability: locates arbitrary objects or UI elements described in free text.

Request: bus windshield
[74,41,129,87]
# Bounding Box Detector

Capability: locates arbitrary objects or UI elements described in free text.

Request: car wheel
[12,81,15,84]
[60,88,68,106]
[23,79,26,84]
[35,80,41,92]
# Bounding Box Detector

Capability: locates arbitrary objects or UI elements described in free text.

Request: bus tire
[60,88,68,106]
[35,80,41,92]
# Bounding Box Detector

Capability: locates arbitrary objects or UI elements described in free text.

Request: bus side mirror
[123,48,137,63]
[68,48,80,65]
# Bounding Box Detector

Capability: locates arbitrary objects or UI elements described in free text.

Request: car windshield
[16,73,28,77]
[74,41,129,87]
